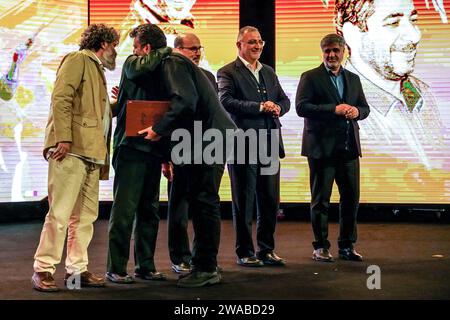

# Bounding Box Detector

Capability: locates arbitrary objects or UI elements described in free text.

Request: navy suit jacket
[217,58,290,158]
[295,63,370,159]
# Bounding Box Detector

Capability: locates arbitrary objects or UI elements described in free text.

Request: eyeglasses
[241,40,265,46]
[179,46,204,53]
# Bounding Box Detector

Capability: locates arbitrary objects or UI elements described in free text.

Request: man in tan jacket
[31,24,119,292]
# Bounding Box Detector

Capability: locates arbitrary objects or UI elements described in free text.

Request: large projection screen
[0,0,87,202]
[1,0,448,205]
[0,0,239,202]
[276,0,450,204]
[89,0,239,201]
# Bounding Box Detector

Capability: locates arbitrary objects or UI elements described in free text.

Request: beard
[101,51,116,71]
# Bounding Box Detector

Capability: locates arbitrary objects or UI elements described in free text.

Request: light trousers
[33,155,100,275]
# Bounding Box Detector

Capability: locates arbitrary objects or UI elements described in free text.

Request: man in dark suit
[217,26,290,267]
[139,42,236,287]
[106,24,172,284]
[163,32,220,275]
[296,33,370,262]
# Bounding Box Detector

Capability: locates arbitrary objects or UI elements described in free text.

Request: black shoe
[177,271,221,288]
[105,272,134,284]
[134,271,166,281]
[339,248,363,261]
[260,252,286,266]
[237,256,264,267]
[312,248,334,262]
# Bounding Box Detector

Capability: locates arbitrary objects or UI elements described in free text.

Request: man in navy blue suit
[218,26,290,267]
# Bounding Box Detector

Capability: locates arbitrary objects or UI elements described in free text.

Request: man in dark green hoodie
[106,24,172,284]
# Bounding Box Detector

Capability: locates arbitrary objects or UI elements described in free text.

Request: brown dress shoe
[32,272,59,292]
[65,271,106,287]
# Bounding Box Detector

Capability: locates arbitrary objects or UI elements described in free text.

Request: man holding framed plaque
[106,24,172,284]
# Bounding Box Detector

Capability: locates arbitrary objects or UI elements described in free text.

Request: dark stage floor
[0,220,449,300]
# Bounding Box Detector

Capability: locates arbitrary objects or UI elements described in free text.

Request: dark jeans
[107,147,162,274]
[170,164,224,272]
[167,176,191,265]
[308,157,360,250]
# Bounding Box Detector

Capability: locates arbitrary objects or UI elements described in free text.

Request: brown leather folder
[125,100,170,136]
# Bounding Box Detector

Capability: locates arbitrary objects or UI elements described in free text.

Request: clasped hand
[335,103,359,119]
[261,101,281,118]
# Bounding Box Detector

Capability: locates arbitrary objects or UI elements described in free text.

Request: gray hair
[320,33,346,49]
[237,26,259,41]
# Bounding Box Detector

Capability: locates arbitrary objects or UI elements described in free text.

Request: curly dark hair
[79,24,119,51]
[130,24,167,49]
[334,0,375,36]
